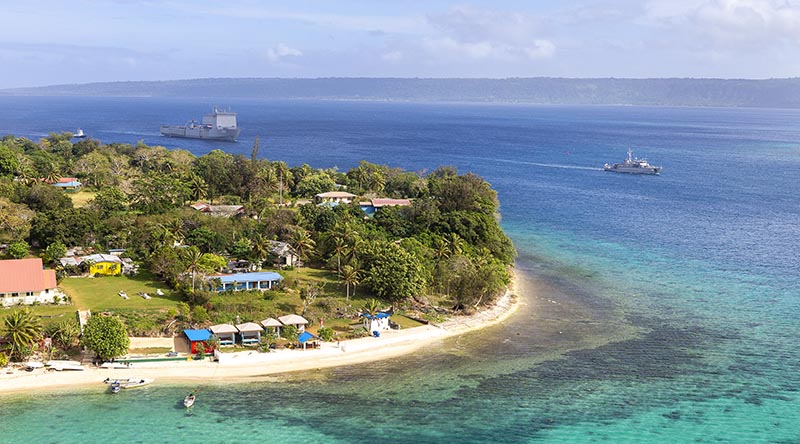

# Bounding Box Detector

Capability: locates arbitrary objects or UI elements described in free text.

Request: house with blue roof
[208,271,283,292]
[361,311,392,335]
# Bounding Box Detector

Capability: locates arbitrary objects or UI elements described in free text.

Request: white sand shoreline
[0,275,521,395]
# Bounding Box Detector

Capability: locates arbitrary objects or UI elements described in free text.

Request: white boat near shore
[46,360,85,371]
[103,377,154,389]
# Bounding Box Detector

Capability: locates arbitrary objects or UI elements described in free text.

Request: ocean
[0,97,798,443]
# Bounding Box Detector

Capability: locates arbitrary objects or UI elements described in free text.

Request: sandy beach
[0,276,521,394]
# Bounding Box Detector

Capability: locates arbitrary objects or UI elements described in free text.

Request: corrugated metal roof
[260,318,283,327]
[235,322,263,332]
[184,329,212,342]
[0,258,55,293]
[213,272,283,284]
[278,314,309,325]
[209,324,238,334]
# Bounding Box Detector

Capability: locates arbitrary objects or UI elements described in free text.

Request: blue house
[209,271,283,292]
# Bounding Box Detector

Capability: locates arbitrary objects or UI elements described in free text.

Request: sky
[1,0,799,88]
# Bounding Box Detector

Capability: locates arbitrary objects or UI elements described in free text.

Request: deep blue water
[1,97,799,443]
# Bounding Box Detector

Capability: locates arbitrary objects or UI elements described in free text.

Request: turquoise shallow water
[1,99,799,443]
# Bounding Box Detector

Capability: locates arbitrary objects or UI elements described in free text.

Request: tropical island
[0,132,517,390]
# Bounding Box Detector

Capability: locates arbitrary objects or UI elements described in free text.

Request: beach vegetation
[1,309,42,361]
[80,314,130,361]
[0,352,8,367]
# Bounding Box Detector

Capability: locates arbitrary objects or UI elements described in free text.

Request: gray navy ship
[160,108,241,142]
[603,149,661,175]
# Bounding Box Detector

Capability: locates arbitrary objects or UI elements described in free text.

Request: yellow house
[81,254,123,276]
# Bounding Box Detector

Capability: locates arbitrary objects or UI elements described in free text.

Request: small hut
[297,331,319,350]
[236,322,263,345]
[209,324,238,346]
[260,318,283,337]
[278,314,309,332]
[362,312,391,335]
[184,329,212,354]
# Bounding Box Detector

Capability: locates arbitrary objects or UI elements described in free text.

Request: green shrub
[0,352,8,367]
[318,326,334,341]
[281,325,299,341]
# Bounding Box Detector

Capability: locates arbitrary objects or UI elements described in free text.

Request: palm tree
[187,173,208,202]
[1,309,42,361]
[363,298,380,317]
[250,233,271,269]
[182,247,204,292]
[446,233,465,257]
[331,236,348,273]
[291,228,316,264]
[340,263,360,300]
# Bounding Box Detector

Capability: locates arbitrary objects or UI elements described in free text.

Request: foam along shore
[0,277,520,394]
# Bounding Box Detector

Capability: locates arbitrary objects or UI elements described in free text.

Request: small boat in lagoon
[103,377,154,389]
[183,393,196,408]
[109,381,121,394]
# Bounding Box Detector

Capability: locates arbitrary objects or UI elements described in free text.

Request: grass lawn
[68,190,96,208]
[59,270,181,311]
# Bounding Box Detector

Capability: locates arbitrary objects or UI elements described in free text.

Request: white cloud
[265,43,302,62]
[644,0,800,47]
[381,51,403,62]
[423,5,555,61]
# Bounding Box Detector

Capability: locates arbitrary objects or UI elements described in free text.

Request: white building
[0,258,63,307]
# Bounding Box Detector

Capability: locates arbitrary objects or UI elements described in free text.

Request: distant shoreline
[0,273,522,395]
[3,77,800,109]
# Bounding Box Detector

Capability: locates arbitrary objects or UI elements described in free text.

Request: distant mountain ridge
[4,77,800,108]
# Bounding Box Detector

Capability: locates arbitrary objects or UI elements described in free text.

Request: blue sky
[1,0,799,87]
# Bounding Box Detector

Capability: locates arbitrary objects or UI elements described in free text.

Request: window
[11,292,19,297]
[25,292,33,297]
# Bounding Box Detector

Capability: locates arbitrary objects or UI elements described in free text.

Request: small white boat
[103,377,154,389]
[139,292,151,300]
[25,361,44,371]
[119,291,129,300]
[109,381,121,394]
[47,360,85,371]
[156,289,165,296]
[73,129,87,138]
[183,393,196,408]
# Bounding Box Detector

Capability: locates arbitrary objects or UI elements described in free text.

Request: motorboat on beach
[46,360,85,371]
[109,381,122,394]
[25,361,44,371]
[603,149,661,175]
[183,393,196,408]
[103,377,154,389]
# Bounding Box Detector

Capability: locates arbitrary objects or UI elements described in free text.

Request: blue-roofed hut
[184,329,212,354]
[361,312,391,335]
[209,271,283,292]
[298,331,319,350]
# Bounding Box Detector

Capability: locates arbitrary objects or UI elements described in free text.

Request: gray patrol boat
[604,149,661,175]
[160,108,241,142]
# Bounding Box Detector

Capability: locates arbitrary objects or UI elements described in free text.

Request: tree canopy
[80,315,130,361]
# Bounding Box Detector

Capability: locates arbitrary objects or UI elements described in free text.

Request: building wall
[1,288,63,307]
[90,261,121,276]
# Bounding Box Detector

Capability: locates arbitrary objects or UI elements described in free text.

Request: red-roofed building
[0,258,62,307]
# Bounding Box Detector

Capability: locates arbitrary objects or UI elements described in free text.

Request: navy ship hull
[160,125,241,142]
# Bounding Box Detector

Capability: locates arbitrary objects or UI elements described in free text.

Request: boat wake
[479,156,603,171]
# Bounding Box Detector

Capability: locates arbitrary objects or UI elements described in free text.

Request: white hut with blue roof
[210,271,283,292]
[362,312,391,335]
